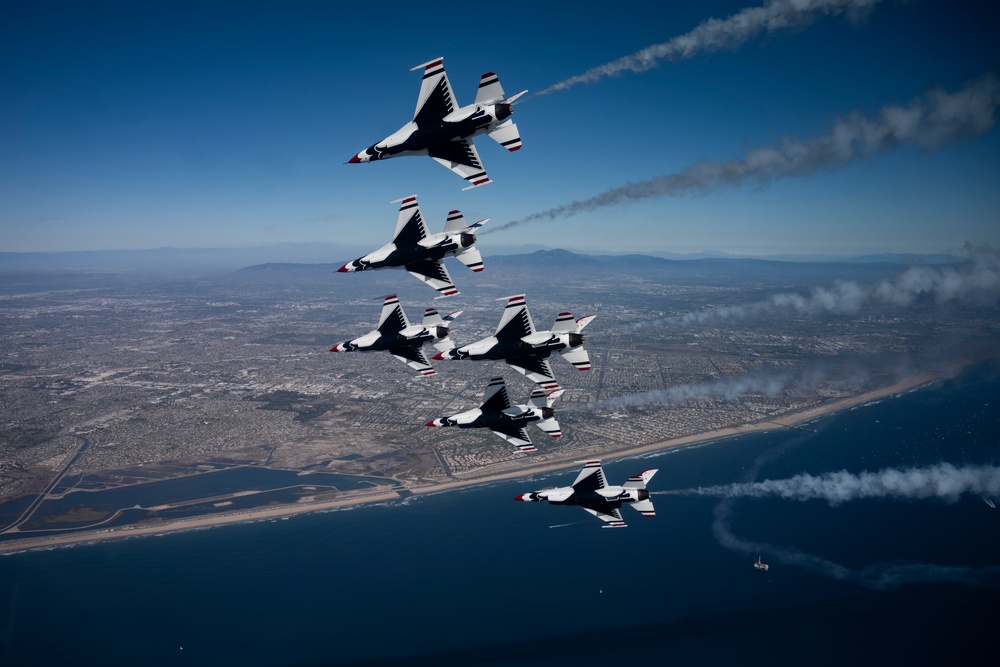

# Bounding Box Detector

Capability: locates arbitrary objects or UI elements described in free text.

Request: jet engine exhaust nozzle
[569,333,584,347]
[496,103,514,122]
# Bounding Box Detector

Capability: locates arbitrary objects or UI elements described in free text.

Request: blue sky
[2,0,998,255]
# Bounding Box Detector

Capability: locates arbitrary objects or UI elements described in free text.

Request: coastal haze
[2,249,997,549]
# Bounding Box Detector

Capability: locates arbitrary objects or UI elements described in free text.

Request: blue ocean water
[2,362,998,666]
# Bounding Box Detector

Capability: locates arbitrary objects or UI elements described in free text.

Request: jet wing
[391,196,429,247]
[580,504,626,528]
[412,58,457,127]
[480,377,513,413]
[489,424,536,453]
[390,346,436,376]
[429,139,491,190]
[571,460,607,492]
[494,294,535,342]
[376,295,408,336]
[404,259,458,298]
[505,355,555,384]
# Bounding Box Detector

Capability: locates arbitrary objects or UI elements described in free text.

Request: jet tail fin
[475,72,506,105]
[574,315,597,332]
[535,417,562,439]
[629,499,656,518]
[623,469,658,490]
[528,383,564,408]
[552,313,596,334]
[423,307,462,327]
[443,210,468,234]
[487,119,522,152]
[560,346,591,371]
[455,246,485,273]
[424,308,462,351]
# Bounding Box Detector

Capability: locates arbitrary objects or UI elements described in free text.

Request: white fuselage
[355,102,513,162]
[341,231,475,273]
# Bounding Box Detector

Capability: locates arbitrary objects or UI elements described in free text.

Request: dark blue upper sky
[2,0,998,254]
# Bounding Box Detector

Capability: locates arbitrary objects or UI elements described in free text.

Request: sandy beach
[0,371,943,554]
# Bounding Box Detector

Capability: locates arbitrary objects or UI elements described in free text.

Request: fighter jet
[514,460,658,528]
[347,57,526,189]
[337,195,488,298]
[329,295,461,376]
[433,294,595,384]
[425,377,564,452]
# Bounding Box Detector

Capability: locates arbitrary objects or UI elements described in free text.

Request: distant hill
[218,249,929,292]
[0,244,961,277]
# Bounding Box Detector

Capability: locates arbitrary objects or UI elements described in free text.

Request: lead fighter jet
[433,294,595,384]
[347,57,526,189]
[329,295,461,376]
[425,377,564,452]
[514,460,658,528]
[337,195,488,298]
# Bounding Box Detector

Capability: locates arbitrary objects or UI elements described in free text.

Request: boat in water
[754,556,769,571]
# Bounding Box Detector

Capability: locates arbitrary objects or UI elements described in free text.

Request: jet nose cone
[432,351,445,361]
[513,494,528,502]
[347,154,363,164]
[337,263,351,273]
[424,419,437,427]
[329,344,341,352]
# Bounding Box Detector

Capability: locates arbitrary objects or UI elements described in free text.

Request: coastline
[0,370,943,554]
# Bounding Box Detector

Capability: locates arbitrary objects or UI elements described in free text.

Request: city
[1,251,996,546]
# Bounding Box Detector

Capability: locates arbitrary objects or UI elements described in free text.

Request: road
[0,434,89,533]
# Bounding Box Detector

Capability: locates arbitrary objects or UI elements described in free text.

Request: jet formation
[515,460,659,528]
[434,294,595,384]
[337,195,488,298]
[425,376,564,452]
[338,58,659,529]
[329,295,460,376]
[347,57,526,189]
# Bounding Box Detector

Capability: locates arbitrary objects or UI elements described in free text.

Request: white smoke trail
[536,0,881,96]
[486,74,1000,235]
[645,244,1000,327]
[688,462,1000,505]
[712,497,1000,589]
[579,370,793,411]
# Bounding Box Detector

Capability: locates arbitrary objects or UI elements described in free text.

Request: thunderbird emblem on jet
[425,377,564,452]
[434,294,594,384]
[338,195,488,298]
[347,57,526,189]
[329,295,461,376]
[515,460,658,528]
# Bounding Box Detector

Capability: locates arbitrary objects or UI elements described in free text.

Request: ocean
[2,362,998,666]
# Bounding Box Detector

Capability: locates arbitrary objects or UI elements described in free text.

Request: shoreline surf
[0,369,947,554]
